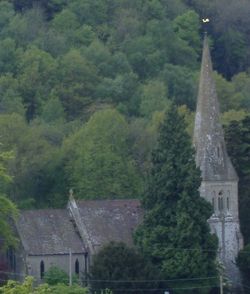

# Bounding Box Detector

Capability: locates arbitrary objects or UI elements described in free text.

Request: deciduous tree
[69,109,143,199]
[0,148,18,250]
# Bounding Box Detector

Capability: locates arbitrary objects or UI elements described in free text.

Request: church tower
[193,34,243,284]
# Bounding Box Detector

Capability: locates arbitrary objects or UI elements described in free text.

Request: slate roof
[75,199,142,252]
[16,209,86,255]
[193,34,238,181]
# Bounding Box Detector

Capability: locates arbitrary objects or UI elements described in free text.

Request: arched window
[218,197,224,211]
[217,146,220,158]
[218,191,224,212]
[227,197,230,210]
[6,247,16,271]
[75,259,79,276]
[40,261,45,279]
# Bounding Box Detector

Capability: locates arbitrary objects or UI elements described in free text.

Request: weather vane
[202,18,210,34]
[202,18,210,23]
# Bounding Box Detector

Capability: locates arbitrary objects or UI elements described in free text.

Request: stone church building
[2,197,142,283]
[193,34,243,286]
[1,35,243,288]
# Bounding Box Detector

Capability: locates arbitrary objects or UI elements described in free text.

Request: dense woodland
[0,0,250,281]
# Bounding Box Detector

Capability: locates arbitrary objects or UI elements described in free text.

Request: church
[1,35,243,288]
[193,34,243,286]
[2,196,142,283]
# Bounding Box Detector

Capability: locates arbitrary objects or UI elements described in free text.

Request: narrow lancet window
[40,261,45,279]
[218,197,224,211]
[7,247,16,271]
[75,259,79,276]
[221,197,223,210]
[218,191,224,211]
[217,146,220,158]
[213,191,216,211]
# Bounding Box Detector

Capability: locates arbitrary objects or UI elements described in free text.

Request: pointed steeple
[193,34,237,181]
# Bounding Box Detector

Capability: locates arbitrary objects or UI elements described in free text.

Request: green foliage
[14,124,67,208]
[0,38,19,75]
[90,241,162,294]
[185,0,250,78]
[45,283,88,294]
[177,105,194,137]
[6,7,46,47]
[213,28,248,79]
[55,48,98,120]
[0,113,68,208]
[161,64,197,109]
[237,244,250,282]
[44,266,69,285]
[0,148,13,188]
[128,117,158,178]
[135,105,218,293]
[231,72,250,110]
[124,35,163,79]
[173,10,201,55]
[0,276,88,294]
[225,116,250,243]
[44,266,80,286]
[68,0,109,27]
[51,9,79,33]
[214,72,235,112]
[139,79,169,119]
[0,195,18,250]
[0,146,18,250]
[221,109,248,126]
[0,276,34,294]
[41,97,65,124]
[17,46,57,121]
[0,74,25,117]
[68,109,143,199]
[0,1,14,30]
[0,0,248,210]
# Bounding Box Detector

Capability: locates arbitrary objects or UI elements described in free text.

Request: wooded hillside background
[0,0,249,242]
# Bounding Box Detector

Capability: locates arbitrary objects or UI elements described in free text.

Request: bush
[237,244,250,279]
[90,241,163,294]
[0,276,89,294]
[44,266,69,285]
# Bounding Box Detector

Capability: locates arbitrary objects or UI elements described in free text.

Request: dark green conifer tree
[135,104,218,293]
[90,242,163,294]
[225,116,250,244]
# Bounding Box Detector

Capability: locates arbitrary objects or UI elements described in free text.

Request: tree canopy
[0,0,247,233]
[0,149,18,250]
[225,116,250,244]
[67,108,143,199]
[135,105,218,293]
[0,0,248,291]
[90,241,163,294]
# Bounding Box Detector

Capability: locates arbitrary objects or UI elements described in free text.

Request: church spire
[193,34,237,181]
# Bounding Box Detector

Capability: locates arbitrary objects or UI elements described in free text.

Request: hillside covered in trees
[0,0,249,238]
